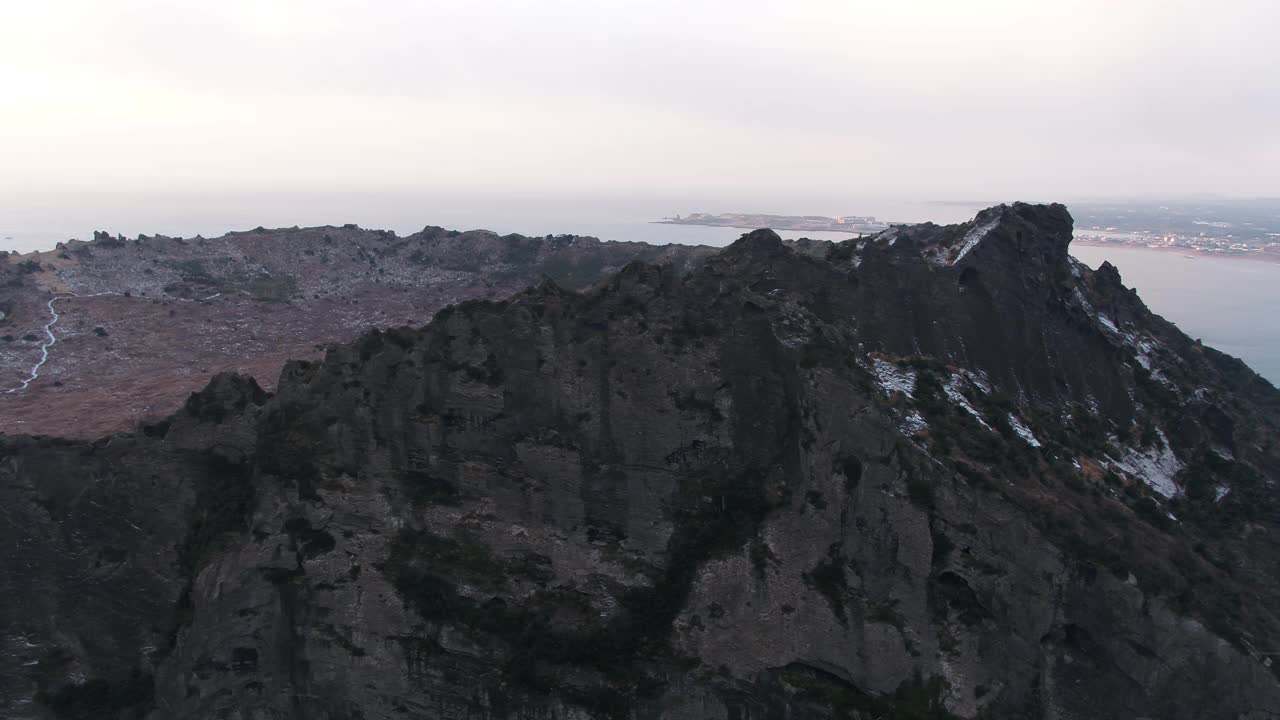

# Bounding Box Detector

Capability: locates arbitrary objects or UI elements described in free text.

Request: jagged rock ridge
[0,225,715,437]
[2,203,1279,719]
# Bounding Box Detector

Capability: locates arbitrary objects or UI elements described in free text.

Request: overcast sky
[2,0,1277,206]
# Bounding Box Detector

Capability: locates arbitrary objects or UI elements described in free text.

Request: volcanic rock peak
[2,203,1279,720]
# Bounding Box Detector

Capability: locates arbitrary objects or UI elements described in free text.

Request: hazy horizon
[0,190,985,254]
[2,0,1277,217]
[4,191,1278,255]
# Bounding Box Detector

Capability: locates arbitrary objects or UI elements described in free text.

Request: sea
[1069,245,1280,385]
[3,195,1277,385]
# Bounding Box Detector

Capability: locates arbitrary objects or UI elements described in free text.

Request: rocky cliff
[3,203,1279,719]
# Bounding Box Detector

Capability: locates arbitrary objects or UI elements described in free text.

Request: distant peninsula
[655,212,890,235]
[660,201,1280,262]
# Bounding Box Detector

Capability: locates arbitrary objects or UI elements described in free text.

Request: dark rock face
[3,203,1280,719]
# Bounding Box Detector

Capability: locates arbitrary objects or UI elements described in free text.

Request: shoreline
[649,223,1280,265]
[1070,240,1280,266]
[651,220,870,235]
[8,228,1280,267]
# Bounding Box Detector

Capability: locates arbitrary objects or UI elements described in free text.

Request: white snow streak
[959,369,993,394]
[872,358,916,397]
[901,412,929,435]
[1007,414,1042,447]
[1072,287,1096,316]
[951,217,1000,264]
[944,378,991,429]
[1109,430,1182,498]
[1072,286,1175,387]
[930,217,1000,266]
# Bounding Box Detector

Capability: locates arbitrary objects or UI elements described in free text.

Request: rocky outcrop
[3,204,1279,719]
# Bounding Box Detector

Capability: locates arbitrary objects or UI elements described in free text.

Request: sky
[1,0,1277,236]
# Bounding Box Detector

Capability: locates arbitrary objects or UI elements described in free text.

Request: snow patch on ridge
[944,377,991,429]
[900,412,929,435]
[1128,336,1173,386]
[1108,430,1182,498]
[872,358,916,397]
[959,368,993,394]
[952,217,1000,263]
[1075,288,1122,337]
[1007,414,1041,447]
[1072,287,1096,316]
[929,216,1000,266]
[1072,285,1175,388]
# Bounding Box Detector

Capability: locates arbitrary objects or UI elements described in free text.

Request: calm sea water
[3,196,1276,384]
[1069,246,1280,385]
[0,192,977,253]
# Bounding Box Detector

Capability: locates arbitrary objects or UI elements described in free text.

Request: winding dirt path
[3,292,116,395]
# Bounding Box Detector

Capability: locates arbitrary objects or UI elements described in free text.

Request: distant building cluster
[1075,227,1280,257]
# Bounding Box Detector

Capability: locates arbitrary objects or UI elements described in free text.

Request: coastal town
[1072,226,1280,259]
[660,201,1280,261]
[1069,199,1280,260]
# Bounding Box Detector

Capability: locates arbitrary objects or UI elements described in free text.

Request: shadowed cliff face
[3,203,1280,720]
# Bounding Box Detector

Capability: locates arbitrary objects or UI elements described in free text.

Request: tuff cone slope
[0,226,714,437]
[3,203,1279,719]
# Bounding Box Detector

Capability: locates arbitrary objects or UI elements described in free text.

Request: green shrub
[749,541,771,577]
[838,454,863,490]
[906,472,936,510]
[175,452,254,579]
[804,550,849,624]
[382,465,778,715]
[930,524,955,567]
[805,490,827,510]
[244,275,297,302]
[777,664,956,719]
[401,468,460,506]
[166,451,255,652]
[36,668,153,720]
[866,600,906,629]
